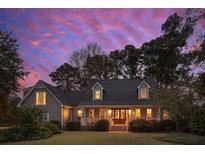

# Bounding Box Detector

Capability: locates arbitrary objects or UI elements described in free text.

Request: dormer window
[137,81,150,99]
[92,82,103,100]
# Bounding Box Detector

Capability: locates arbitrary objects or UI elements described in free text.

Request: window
[146,109,152,118]
[135,109,141,118]
[163,110,169,120]
[94,90,101,100]
[77,109,82,118]
[114,110,119,119]
[89,109,95,118]
[99,109,106,119]
[138,83,149,99]
[36,92,46,105]
[42,113,49,122]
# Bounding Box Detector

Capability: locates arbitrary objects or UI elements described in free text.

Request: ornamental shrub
[129,119,151,132]
[44,122,61,134]
[95,119,110,131]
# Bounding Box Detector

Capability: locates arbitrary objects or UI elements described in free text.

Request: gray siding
[21,83,62,122]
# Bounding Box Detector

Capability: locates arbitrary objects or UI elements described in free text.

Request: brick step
[111,125,128,131]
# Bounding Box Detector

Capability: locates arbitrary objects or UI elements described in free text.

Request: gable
[18,80,63,106]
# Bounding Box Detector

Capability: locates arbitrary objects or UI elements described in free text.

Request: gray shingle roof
[80,78,156,106]
[28,78,156,107]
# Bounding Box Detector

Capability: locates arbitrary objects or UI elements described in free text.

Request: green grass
[3,131,205,145]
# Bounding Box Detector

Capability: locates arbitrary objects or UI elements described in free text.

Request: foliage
[190,106,205,136]
[160,120,176,132]
[0,126,53,143]
[66,121,81,131]
[83,55,115,80]
[0,30,28,101]
[129,119,176,132]
[50,120,61,129]
[94,119,110,131]
[129,119,151,132]
[3,103,45,128]
[44,122,61,134]
[49,63,81,90]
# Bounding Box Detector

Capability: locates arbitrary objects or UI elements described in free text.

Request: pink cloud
[31,40,40,46]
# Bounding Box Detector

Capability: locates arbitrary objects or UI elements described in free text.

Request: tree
[109,45,142,79]
[69,42,104,70]
[49,63,81,91]
[83,55,114,80]
[141,13,197,86]
[0,30,28,113]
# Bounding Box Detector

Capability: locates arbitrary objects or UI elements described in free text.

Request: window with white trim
[36,92,46,105]
[42,113,49,122]
[135,109,141,118]
[139,84,149,99]
[146,109,152,118]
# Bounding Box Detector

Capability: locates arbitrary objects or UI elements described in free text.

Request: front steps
[110,125,128,131]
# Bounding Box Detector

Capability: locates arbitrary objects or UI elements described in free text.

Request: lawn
[3,131,205,145]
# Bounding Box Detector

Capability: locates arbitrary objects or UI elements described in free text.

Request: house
[18,78,169,130]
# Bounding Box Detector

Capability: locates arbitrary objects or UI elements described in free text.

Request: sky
[0,8,204,91]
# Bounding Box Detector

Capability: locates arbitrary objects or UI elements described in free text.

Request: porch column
[81,108,86,126]
[158,108,161,121]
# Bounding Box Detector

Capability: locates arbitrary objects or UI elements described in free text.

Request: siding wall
[21,83,62,122]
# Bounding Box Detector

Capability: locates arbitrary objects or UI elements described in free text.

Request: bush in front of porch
[129,119,176,132]
[95,119,110,131]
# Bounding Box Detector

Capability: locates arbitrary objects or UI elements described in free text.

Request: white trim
[137,81,150,89]
[91,82,104,90]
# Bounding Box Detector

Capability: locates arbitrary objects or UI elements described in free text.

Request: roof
[80,78,156,106]
[20,78,156,107]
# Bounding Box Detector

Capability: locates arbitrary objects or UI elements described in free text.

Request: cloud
[31,40,40,46]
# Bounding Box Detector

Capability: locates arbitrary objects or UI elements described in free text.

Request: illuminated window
[163,110,169,120]
[115,110,119,119]
[77,109,82,118]
[99,109,106,119]
[138,83,149,99]
[89,109,95,118]
[146,109,152,118]
[94,90,101,100]
[135,109,141,118]
[36,92,46,105]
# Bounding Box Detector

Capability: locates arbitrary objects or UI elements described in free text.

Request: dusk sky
[0,8,204,91]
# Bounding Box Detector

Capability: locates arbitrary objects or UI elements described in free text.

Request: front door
[112,109,127,125]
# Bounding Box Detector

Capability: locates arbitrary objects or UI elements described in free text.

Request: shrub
[129,119,151,132]
[50,120,61,129]
[190,107,205,136]
[44,122,61,134]
[95,119,110,131]
[66,121,81,131]
[159,120,176,132]
[0,127,53,143]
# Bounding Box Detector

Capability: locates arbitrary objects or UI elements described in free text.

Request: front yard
[4,131,205,145]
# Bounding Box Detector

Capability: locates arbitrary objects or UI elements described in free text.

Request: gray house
[18,79,169,130]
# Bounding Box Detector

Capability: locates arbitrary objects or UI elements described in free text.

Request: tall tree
[83,55,114,80]
[109,45,142,79]
[0,30,27,113]
[49,63,81,91]
[141,13,197,86]
[69,42,104,70]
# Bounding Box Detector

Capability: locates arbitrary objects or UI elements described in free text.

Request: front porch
[79,106,162,130]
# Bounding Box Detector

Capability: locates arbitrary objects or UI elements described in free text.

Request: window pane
[36,92,46,105]
[163,110,169,120]
[95,90,101,99]
[100,109,106,119]
[115,110,119,119]
[89,109,94,118]
[135,109,141,118]
[121,110,126,119]
[140,89,146,99]
[147,109,152,118]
